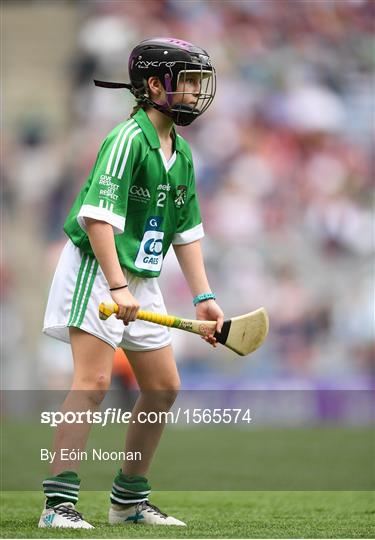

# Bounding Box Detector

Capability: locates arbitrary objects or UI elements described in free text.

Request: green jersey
[64,109,204,278]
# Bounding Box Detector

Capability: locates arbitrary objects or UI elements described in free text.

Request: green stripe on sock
[45,492,78,500]
[44,487,80,496]
[68,254,89,325]
[112,483,150,496]
[43,471,80,508]
[43,481,79,490]
[46,493,78,507]
[112,488,151,496]
[44,471,80,486]
[110,493,146,506]
[114,471,151,490]
[76,260,99,327]
[110,470,151,505]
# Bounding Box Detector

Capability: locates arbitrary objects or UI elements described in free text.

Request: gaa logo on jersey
[129,184,151,204]
[174,185,187,208]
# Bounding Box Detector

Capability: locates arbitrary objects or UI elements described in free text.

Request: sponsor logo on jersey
[174,185,187,208]
[157,183,171,192]
[129,185,151,204]
[147,216,163,229]
[143,238,163,256]
[135,216,164,272]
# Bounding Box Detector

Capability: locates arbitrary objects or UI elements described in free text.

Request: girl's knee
[73,373,111,405]
[141,381,180,412]
[160,386,180,409]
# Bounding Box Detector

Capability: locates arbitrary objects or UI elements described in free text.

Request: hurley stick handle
[99,302,176,326]
[99,302,119,320]
[98,302,217,336]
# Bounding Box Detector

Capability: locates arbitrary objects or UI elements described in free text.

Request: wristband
[109,284,128,291]
[193,292,216,306]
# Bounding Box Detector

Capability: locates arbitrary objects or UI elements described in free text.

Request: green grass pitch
[1,491,373,538]
[2,422,373,537]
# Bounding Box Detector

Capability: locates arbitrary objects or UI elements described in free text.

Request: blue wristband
[193,292,216,306]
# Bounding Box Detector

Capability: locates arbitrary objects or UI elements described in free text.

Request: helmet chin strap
[144,97,199,126]
[170,104,200,126]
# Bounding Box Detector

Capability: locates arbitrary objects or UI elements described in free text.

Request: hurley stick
[99,303,269,356]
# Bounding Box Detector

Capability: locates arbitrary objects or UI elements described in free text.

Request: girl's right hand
[110,287,140,326]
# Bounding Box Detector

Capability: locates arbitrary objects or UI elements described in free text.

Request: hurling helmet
[95,37,216,126]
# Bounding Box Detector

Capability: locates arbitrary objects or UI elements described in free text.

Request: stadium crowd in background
[3,0,373,388]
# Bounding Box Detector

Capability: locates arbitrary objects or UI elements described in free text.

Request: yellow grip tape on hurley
[99,303,177,328]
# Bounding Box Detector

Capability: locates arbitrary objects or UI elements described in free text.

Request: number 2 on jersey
[157,192,166,207]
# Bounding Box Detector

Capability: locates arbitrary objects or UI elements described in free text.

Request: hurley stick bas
[99,303,269,356]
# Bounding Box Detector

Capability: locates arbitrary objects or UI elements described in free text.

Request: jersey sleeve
[77,121,142,234]
[172,164,205,245]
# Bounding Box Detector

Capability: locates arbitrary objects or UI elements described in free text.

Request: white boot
[38,502,94,529]
[109,500,186,526]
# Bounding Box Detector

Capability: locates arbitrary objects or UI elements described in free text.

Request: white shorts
[43,240,172,351]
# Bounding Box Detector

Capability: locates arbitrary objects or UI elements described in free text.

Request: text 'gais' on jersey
[64,109,204,278]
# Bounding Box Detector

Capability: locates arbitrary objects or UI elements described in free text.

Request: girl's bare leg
[51,327,114,474]
[121,345,180,475]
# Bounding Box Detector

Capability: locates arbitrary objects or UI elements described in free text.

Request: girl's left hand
[195,300,224,348]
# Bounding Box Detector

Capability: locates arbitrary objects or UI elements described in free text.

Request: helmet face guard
[138,62,216,126]
[94,38,216,126]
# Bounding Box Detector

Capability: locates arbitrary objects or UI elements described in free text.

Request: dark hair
[130,102,148,118]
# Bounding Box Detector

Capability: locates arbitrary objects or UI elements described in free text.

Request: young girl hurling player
[40,37,223,529]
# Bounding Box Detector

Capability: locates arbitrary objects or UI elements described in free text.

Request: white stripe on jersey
[111,122,139,178]
[105,119,135,176]
[117,128,142,179]
[99,199,104,208]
